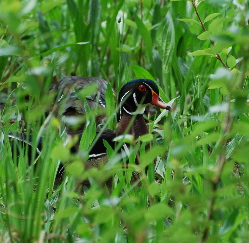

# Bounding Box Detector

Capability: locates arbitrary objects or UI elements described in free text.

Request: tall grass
[0,0,249,242]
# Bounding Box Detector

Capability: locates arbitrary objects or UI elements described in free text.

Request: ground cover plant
[0,0,249,242]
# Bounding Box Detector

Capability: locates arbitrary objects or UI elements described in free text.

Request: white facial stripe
[120,90,131,116]
[120,90,131,103]
[142,82,153,91]
[123,144,130,156]
[133,93,138,106]
[123,106,146,115]
[123,106,133,115]
[120,90,132,117]
[89,152,107,158]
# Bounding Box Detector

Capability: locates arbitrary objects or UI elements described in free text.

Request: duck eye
[138,85,147,92]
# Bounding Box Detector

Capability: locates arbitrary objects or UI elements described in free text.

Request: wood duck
[72,78,171,157]
[51,76,108,134]
[74,79,171,190]
[74,78,170,190]
[8,78,171,189]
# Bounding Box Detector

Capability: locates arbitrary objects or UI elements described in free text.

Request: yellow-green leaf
[227,55,237,68]
[55,207,79,220]
[177,18,199,25]
[190,50,212,56]
[137,133,153,142]
[124,19,137,28]
[209,18,223,35]
[204,13,221,23]
[197,31,211,40]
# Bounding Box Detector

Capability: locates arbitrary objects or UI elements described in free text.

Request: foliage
[0,0,249,242]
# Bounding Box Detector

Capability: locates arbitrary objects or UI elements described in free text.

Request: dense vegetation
[0,0,249,242]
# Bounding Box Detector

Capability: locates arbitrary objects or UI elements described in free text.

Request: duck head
[118,79,171,119]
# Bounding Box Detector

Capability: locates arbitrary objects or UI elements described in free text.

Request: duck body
[116,114,148,138]
[51,76,108,134]
[53,76,107,116]
[7,76,109,187]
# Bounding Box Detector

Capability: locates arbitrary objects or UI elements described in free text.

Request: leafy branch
[191,0,228,69]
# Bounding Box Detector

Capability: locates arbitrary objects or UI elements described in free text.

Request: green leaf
[20,0,37,15]
[209,17,223,35]
[0,45,21,56]
[40,0,63,14]
[113,134,134,144]
[51,145,70,161]
[192,120,218,137]
[219,209,239,235]
[157,12,175,78]
[124,19,137,28]
[79,106,97,150]
[105,82,115,129]
[77,223,91,236]
[204,13,221,23]
[55,207,79,220]
[116,45,134,53]
[94,207,113,223]
[232,122,249,136]
[76,82,98,100]
[208,80,225,89]
[203,48,216,55]
[211,34,235,43]
[190,50,212,56]
[33,42,89,58]
[140,145,166,167]
[66,0,78,19]
[148,182,160,196]
[197,31,212,40]
[204,42,231,55]
[36,9,53,48]
[177,18,199,25]
[232,144,249,163]
[196,133,220,146]
[66,161,84,176]
[89,0,101,44]
[227,55,237,68]
[137,133,153,142]
[145,203,173,221]
[132,65,155,80]
[134,14,153,60]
